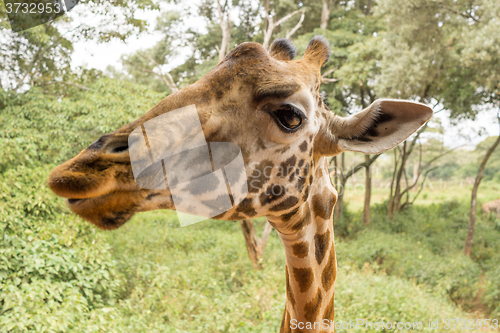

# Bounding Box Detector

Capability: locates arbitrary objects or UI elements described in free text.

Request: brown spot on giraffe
[248,159,274,194]
[293,267,314,293]
[275,145,291,154]
[281,207,300,222]
[314,229,331,265]
[286,266,296,307]
[311,188,336,219]
[229,212,246,220]
[280,309,291,333]
[299,140,308,152]
[322,245,336,292]
[279,155,297,178]
[270,196,299,212]
[322,295,335,321]
[304,288,323,322]
[236,197,258,217]
[260,184,287,206]
[296,176,307,192]
[289,205,311,232]
[292,241,309,258]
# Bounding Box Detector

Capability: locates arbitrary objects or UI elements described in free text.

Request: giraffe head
[48,37,432,230]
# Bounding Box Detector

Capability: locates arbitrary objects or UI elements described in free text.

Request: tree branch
[285,9,305,39]
[440,3,480,22]
[401,144,466,198]
[408,166,438,206]
[263,9,304,50]
[15,20,91,91]
[343,153,381,180]
[137,52,178,93]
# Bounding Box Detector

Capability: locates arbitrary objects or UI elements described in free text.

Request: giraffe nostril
[110,145,129,154]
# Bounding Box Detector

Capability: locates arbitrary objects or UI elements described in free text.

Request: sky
[63,2,499,149]
[66,2,198,72]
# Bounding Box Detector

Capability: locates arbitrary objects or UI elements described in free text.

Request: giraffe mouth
[67,198,87,205]
[62,190,148,230]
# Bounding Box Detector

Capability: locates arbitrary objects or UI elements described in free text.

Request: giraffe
[482,198,500,216]
[48,37,433,332]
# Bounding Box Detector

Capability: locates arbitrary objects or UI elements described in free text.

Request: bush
[485,265,500,317]
[0,233,119,331]
[336,230,482,309]
[335,264,468,332]
[0,78,163,332]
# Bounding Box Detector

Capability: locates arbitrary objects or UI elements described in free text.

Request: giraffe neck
[269,158,337,333]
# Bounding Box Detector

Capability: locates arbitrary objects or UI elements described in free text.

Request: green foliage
[335,200,500,314]
[485,265,500,317]
[0,0,157,90]
[58,211,473,332]
[335,265,466,332]
[0,164,121,332]
[376,0,500,113]
[295,6,385,115]
[0,79,162,332]
[337,231,481,306]
[2,0,500,329]
[0,233,119,331]
[0,78,163,174]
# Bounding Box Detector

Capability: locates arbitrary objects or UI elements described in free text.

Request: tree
[332,152,380,221]
[0,0,157,92]
[373,0,497,217]
[387,125,460,216]
[465,120,500,256]
[261,1,305,50]
[121,11,184,94]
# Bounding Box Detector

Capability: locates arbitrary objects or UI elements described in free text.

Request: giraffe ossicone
[48,36,433,332]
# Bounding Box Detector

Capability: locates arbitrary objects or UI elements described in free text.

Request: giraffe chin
[66,190,145,230]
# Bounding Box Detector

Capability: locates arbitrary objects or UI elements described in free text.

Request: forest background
[1,0,500,331]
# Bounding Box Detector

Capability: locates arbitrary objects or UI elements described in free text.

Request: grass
[4,164,498,332]
[343,179,500,211]
[81,198,498,332]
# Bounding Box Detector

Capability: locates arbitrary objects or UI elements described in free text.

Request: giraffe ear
[303,36,330,67]
[315,99,433,155]
[269,38,297,61]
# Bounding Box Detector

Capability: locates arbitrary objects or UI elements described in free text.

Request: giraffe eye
[275,105,304,132]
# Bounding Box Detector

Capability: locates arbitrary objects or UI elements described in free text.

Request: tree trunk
[464,135,500,256]
[216,0,231,62]
[363,154,372,226]
[335,179,345,220]
[321,0,330,29]
[394,142,407,214]
[240,219,273,269]
[389,142,408,218]
[334,153,345,220]
[333,155,338,189]
[365,0,372,16]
